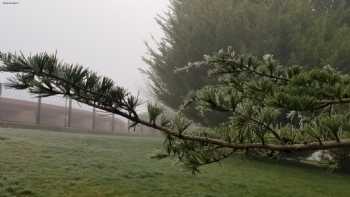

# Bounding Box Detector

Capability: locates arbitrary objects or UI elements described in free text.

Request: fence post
[67,98,72,128]
[0,82,2,97]
[64,97,67,127]
[36,97,42,125]
[92,106,96,132]
[111,114,115,133]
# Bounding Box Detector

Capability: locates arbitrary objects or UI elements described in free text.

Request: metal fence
[0,83,153,135]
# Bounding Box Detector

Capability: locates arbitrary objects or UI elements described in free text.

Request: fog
[0,0,168,106]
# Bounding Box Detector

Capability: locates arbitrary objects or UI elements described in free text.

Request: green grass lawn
[0,128,349,197]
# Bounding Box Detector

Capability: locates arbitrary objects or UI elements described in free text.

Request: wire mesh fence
[0,83,155,136]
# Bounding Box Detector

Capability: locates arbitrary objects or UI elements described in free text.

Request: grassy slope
[0,128,349,197]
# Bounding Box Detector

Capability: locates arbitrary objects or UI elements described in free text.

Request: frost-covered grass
[0,128,350,197]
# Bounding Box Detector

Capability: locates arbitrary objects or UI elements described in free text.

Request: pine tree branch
[213,58,289,82]
[199,98,283,142]
[319,98,350,105]
[2,52,350,153]
[28,71,350,152]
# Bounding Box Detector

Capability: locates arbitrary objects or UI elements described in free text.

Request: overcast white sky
[0,0,168,107]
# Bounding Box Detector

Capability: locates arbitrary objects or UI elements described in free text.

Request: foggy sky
[0,0,168,107]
